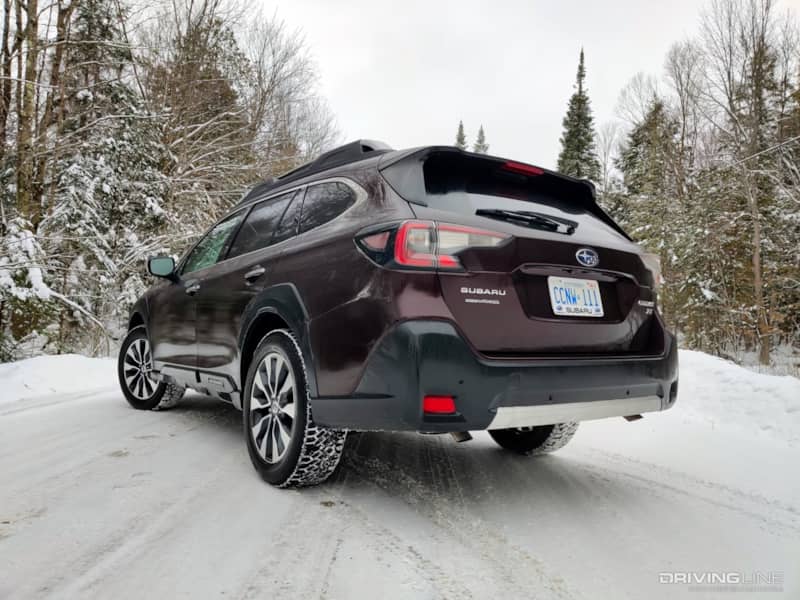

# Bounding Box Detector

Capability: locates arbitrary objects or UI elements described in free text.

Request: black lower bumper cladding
[311,320,679,432]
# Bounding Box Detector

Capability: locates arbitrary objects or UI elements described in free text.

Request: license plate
[547,276,604,317]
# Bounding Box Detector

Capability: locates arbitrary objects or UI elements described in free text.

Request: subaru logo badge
[576,248,599,267]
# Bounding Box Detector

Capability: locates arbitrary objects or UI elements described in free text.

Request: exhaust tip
[450,431,473,443]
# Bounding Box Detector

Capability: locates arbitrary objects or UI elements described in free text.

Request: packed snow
[1,350,798,599]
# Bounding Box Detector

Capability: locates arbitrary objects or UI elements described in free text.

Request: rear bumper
[311,320,679,432]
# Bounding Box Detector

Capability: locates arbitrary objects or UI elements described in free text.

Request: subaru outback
[118,140,679,487]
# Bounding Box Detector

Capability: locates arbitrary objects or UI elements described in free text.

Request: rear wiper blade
[475,209,578,235]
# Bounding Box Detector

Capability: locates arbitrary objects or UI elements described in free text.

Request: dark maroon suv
[118,140,678,487]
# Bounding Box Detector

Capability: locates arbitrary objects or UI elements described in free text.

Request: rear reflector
[423,395,456,414]
[360,231,391,251]
[502,161,544,176]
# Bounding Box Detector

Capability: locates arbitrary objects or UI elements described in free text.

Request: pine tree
[473,125,489,153]
[557,49,601,181]
[42,0,169,349]
[615,100,684,326]
[455,120,467,150]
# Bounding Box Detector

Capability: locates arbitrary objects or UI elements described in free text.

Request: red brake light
[394,221,437,268]
[436,254,460,269]
[502,161,544,176]
[358,220,510,271]
[423,395,456,414]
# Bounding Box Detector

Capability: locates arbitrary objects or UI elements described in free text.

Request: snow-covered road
[1,352,799,599]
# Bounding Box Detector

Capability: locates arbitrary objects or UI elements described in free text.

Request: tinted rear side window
[227,191,296,259]
[271,190,302,245]
[299,182,356,234]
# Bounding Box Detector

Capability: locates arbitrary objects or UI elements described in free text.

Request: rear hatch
[380,149,663,357]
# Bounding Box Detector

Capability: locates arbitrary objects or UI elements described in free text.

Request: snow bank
[678,349,800,444]
[0,354,115,404]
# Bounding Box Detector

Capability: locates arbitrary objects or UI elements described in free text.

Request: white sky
[271,0,800,169]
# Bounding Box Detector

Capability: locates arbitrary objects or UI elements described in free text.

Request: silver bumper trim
[488,396,663,429]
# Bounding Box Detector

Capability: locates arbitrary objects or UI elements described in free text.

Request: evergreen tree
[455,120,467,150]
[473,125,489,153]
[615,99,684,326]
[42,0,169,349]
[557,49,601,181]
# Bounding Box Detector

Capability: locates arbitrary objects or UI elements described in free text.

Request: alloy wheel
[250,351,297,464]
[123,338,158,400]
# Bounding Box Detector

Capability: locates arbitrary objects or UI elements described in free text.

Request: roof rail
[280,139,392,181]
[238,140,393,205]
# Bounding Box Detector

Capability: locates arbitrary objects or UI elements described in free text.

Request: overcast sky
[272,0,800,169]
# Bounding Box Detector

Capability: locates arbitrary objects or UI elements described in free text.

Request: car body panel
[146,279,197,368]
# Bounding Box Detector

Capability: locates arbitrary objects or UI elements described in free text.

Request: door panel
[193,190,300,381]
[194,246,284,378]
[150,210,246,373]
[148,279,197,368]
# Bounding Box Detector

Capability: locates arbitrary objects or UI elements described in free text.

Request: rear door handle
[244,266,266,282]
[185,282,201,295]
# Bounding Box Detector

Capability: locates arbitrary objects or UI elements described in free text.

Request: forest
[0,0,337,358]
[598,0,800,367]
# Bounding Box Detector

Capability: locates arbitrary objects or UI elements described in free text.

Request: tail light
[356,220,510,272]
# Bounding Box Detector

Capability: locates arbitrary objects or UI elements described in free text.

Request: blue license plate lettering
[547,276,604,318]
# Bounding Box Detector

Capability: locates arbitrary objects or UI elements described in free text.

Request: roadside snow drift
[678,349,800,445]
[1,349,798,599]
[0,354,115,404]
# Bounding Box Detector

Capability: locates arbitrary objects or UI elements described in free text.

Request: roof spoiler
[378,146,630,240]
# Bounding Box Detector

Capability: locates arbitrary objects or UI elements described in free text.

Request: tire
[243,329,346,488]
[489,422,579,455]
[118,326,185,411]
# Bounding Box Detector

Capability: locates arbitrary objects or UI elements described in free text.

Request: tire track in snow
[0,394,230,507]
[570,446,800,537]
[38,449,246,598]
[334,433,579,600]
[239,434,477,600]
[0,388,116,416]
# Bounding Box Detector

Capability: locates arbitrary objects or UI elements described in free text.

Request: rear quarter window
[298,182,356,234]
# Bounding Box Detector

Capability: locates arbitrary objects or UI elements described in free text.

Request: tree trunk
[0,0,13,159]
[35,1,74,206]
[746,180,770,365]
[16,0,39,223]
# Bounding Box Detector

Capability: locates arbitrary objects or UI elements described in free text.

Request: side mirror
[147,256,177,280]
